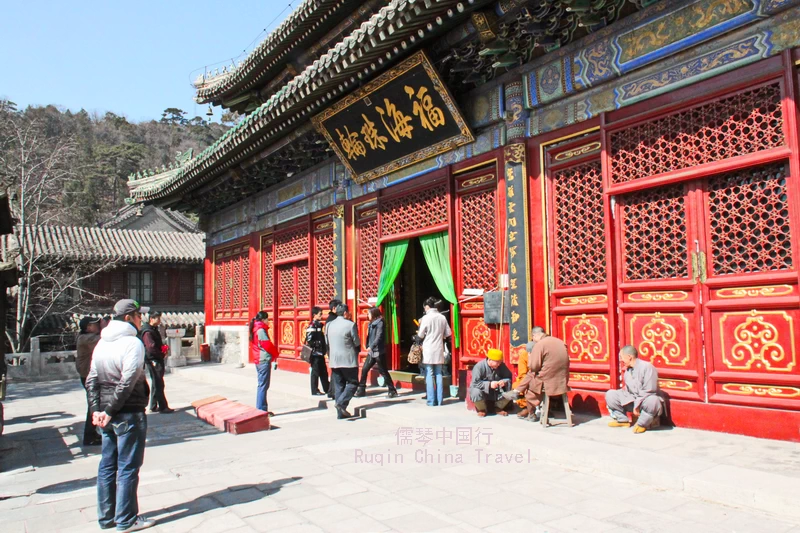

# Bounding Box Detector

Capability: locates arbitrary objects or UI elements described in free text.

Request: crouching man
[605,345,664,434]
[469,349,513,417]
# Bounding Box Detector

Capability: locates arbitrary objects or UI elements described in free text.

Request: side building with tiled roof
[4,225,205,349]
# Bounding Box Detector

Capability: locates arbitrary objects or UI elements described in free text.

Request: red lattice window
[553,161,606,287]
[297,261,310,307]
[215,261,224,311]
[358,215,380,299]
[314,230,336,304]
[261,237,274,308]
[213,244,249,319]
[222,259,232,312]
[241,256,250,311]
[232,257,242,311]
[279,265,294,307]
[275,227,309,260]
[620,184,688,281]
[709,162,793,276]
[610,83,784,184]
[459,189,498,290]
[381,185,447,236]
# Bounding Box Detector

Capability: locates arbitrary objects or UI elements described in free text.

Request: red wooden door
[615,163,800,404]
[699,162,800,408]
[545,138,617,391]
[615,182,707,400]
[276,260,310,360]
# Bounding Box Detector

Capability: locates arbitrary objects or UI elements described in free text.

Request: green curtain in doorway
[375,239,408,344]
[419,232,460,348]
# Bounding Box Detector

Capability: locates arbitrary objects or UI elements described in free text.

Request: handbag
[407,344,423,365]
[300,345,314,363]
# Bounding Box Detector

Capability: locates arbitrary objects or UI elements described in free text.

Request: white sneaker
[118,517,155,532]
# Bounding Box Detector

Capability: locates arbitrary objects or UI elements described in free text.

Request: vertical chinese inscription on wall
[504,143,531,349]
[312,51,474,184]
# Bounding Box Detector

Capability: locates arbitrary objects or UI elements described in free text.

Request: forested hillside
[0,101,231,226]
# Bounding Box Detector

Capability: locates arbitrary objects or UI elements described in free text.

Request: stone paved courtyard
[2,368,800,533]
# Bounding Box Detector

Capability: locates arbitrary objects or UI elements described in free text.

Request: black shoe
[159,408,175,414]
[148,407,160,414]
[354,387,366,398]
[311,390,323,396]
[388,390,398,398]
[336,406,352,419]
[327,391,335,399]
[83,438,102,446]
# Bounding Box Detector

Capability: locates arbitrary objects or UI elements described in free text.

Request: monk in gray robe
[605,345,664,434]
[469,348,513,417]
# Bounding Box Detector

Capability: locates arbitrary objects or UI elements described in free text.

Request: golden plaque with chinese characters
[312,51,474,183]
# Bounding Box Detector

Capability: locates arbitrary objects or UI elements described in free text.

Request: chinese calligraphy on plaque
[312,51,473,183]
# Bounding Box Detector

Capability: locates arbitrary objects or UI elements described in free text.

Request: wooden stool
[540,393,573,427]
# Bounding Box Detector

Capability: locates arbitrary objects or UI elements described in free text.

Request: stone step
[191,395,270,435]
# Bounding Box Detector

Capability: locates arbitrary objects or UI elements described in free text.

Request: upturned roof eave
[131,0,494,206]
[194,0,361,107]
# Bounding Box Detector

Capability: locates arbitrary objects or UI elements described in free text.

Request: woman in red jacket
[250,311,278,413]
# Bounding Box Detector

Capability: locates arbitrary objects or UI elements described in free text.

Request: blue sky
[1,1,294,123]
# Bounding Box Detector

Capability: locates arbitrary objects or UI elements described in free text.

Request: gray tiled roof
[11,225,205,264]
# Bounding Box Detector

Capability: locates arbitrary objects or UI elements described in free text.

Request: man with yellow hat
[468,348,513,417]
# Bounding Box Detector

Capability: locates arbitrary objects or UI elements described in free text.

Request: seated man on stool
[469,349,513,417]
[502,326,570,421]
[606,345,663,434]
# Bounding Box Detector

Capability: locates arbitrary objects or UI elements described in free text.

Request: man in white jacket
[86,299,154,532]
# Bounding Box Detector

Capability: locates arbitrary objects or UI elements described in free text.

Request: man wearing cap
[86,299,154,532]
[76,316,102,446]
[469,349,513,417]
[139,311,173,414]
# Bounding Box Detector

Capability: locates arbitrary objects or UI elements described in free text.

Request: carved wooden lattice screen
[261,235,274,309]
[313,219,336,306]
[213,242,250,321]
[609,82,784,184]
[357,209,380,300]
[380,184,447,237]
[455,170,499,364]
[546,147,614,391]
[608,78,799,407]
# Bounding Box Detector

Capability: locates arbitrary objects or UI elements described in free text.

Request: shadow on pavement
[270,400,329,418]
[35,477,97,494]
[148,478,302,526]
[4,411,74,425]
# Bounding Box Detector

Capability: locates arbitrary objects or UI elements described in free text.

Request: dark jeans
[146,359,169,411]
[80,377,99,444]
[331,367,359,410]
[358,353,396,392]
[256,360,272,412]
[309,355,330,394]
[97,411,147,530]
